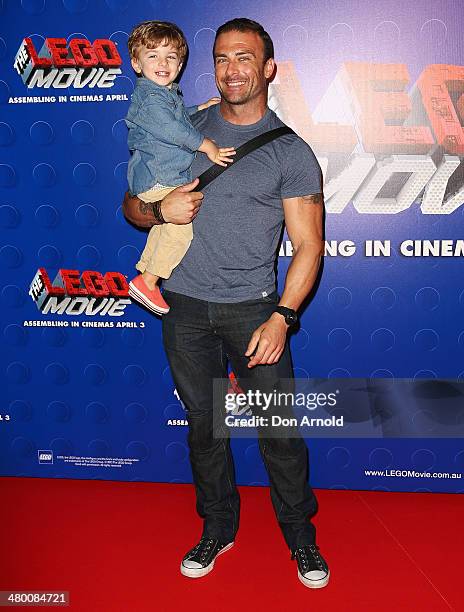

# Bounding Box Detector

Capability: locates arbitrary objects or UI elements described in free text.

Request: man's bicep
[300,193,324,206]
[280,139,323,199]
[282,194,324,253]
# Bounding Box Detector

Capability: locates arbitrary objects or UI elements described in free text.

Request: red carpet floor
[0,478,462,611]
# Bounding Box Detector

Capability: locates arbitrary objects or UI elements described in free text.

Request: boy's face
[131,41,183,87]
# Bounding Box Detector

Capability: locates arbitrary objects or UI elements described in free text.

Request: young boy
[126,21,235,314]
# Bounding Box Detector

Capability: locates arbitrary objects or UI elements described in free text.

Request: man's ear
[264,58,275,80]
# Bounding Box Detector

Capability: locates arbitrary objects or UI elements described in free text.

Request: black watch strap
[275,306,298,326]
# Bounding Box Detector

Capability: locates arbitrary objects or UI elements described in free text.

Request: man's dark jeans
[162,290,318,550]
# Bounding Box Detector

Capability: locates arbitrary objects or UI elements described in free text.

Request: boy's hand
[199,137,235,167]
[198,96,221,111]
[207,145,236,167]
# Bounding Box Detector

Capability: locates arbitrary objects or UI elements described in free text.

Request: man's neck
[219,98,268,125]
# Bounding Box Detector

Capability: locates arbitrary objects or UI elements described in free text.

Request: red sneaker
[128,275,170,315]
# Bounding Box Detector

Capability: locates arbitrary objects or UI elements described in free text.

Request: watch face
[276,306,298,326]
[286,312,298,325]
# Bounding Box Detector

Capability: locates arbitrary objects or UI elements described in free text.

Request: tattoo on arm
[302,193,323,205]
[138,200,155,217]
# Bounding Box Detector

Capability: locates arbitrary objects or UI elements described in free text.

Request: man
[123,18,329,589]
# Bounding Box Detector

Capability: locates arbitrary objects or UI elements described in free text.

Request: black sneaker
[291,544,330,589]
[180,538,234,578]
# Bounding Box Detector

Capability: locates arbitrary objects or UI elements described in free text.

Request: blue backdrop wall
[1,0,464,493]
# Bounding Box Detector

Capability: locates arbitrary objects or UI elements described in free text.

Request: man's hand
[245,313,288,368]
[162,179,204,223]
[122,178,203,228]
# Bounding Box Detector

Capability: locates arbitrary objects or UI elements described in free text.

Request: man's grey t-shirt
[163,104,322,302]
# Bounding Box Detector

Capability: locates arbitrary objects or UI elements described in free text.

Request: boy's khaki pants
[135,186,193,279]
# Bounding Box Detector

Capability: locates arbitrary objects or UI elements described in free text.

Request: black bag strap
[196,125,294,191]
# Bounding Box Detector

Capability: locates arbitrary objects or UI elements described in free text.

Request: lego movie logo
[14,37,122,89]
[271,62,464,215]
[29,269,130,316]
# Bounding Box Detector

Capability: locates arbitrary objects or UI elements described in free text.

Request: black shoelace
[186,538,219,565]
[291,544,327,573]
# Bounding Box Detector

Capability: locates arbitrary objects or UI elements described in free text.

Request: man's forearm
[279,192,324,312]
[122,191,163,228]
[279,242,323,311]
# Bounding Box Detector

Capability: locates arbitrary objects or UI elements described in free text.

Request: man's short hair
[128,21,188,63]
[214,18,274,63]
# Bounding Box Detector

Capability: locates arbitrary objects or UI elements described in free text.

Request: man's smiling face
[213,30,275,105]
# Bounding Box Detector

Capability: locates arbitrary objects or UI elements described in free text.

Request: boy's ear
[131,57,142,74]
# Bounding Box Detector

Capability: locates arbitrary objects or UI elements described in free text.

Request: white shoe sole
[298,569,330,589]
[128,282,170,315]
[180,542,234,578]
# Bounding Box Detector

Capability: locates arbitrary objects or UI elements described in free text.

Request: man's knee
[187,413,215,452]
[260,435,307,459]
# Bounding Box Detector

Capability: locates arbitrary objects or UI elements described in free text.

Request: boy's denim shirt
[125,77,203,195]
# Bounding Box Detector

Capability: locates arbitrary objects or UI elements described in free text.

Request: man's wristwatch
[274,306,298,327]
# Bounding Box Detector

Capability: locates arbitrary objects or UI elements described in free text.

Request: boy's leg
[130,186,179,314]
[148,222,193,279]
[135,186,178,275]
